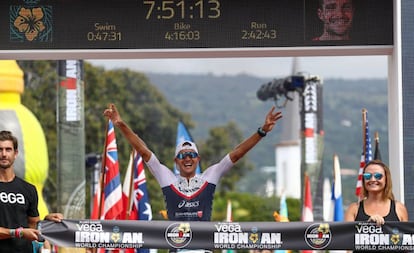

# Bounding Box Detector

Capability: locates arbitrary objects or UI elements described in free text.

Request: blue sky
[88,55,387,80]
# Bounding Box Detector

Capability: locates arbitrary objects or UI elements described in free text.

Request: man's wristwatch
[257,127,267,137]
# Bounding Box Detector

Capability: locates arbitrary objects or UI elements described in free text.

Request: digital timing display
[143,0,221,20]
[0,0,393,51]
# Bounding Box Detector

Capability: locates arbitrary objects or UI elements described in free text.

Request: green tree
[18,61,192,215]
[199,121,254,196]
[19,60,59,211]
[212,192,301,222]
[17,60,302,221]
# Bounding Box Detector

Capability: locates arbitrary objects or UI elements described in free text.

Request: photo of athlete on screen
[313,0,354,41]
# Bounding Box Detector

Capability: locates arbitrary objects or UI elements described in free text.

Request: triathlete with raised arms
[103,103,282,221]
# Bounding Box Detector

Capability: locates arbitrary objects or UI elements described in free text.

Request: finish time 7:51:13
[143,0,221,20]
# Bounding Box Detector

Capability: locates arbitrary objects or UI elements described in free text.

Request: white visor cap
[175,141,199,157]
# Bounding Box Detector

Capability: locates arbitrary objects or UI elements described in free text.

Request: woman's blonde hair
[362,159,394,200]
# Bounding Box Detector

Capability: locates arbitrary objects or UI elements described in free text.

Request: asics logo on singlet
[178,200,200,208]
[0,192,25,204]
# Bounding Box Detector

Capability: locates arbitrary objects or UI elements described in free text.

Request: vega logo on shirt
[0,192,25,204]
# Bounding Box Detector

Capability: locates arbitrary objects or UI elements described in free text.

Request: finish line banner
[39,219,414,251]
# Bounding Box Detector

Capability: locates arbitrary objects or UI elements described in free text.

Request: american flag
[92,120,124,220]
[122,150,152,253]
[355,153,365,200]
[355,109,372,199]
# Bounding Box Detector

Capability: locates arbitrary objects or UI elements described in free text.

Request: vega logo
[76,223,104,232]
[215,223,242,232]
[0,192,25,204]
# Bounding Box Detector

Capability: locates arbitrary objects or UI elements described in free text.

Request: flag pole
[362,109,367,159]
[360,109,367,202]
[374,131,382,160]
[127,150,135,218]
[91,120,109,253]
[359,109,370,201]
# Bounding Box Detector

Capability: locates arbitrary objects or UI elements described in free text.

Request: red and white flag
[355,153,365,200]
[91,120,124,220]
[302,174,313,222]
[301,174,314,253]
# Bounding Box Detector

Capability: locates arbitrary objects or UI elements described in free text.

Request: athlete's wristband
[15,227,23,238]
[10,228,15,238]
[257,127,267,137]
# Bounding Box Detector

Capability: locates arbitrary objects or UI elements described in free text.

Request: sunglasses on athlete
[363,172,384,181]
[176,151,199,160]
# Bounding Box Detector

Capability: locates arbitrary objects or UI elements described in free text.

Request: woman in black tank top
[355,198,400,221]
[345,160,408,224]
[344,160,408,252]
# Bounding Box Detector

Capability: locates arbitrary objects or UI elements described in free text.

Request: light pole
[257,74,325,221]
